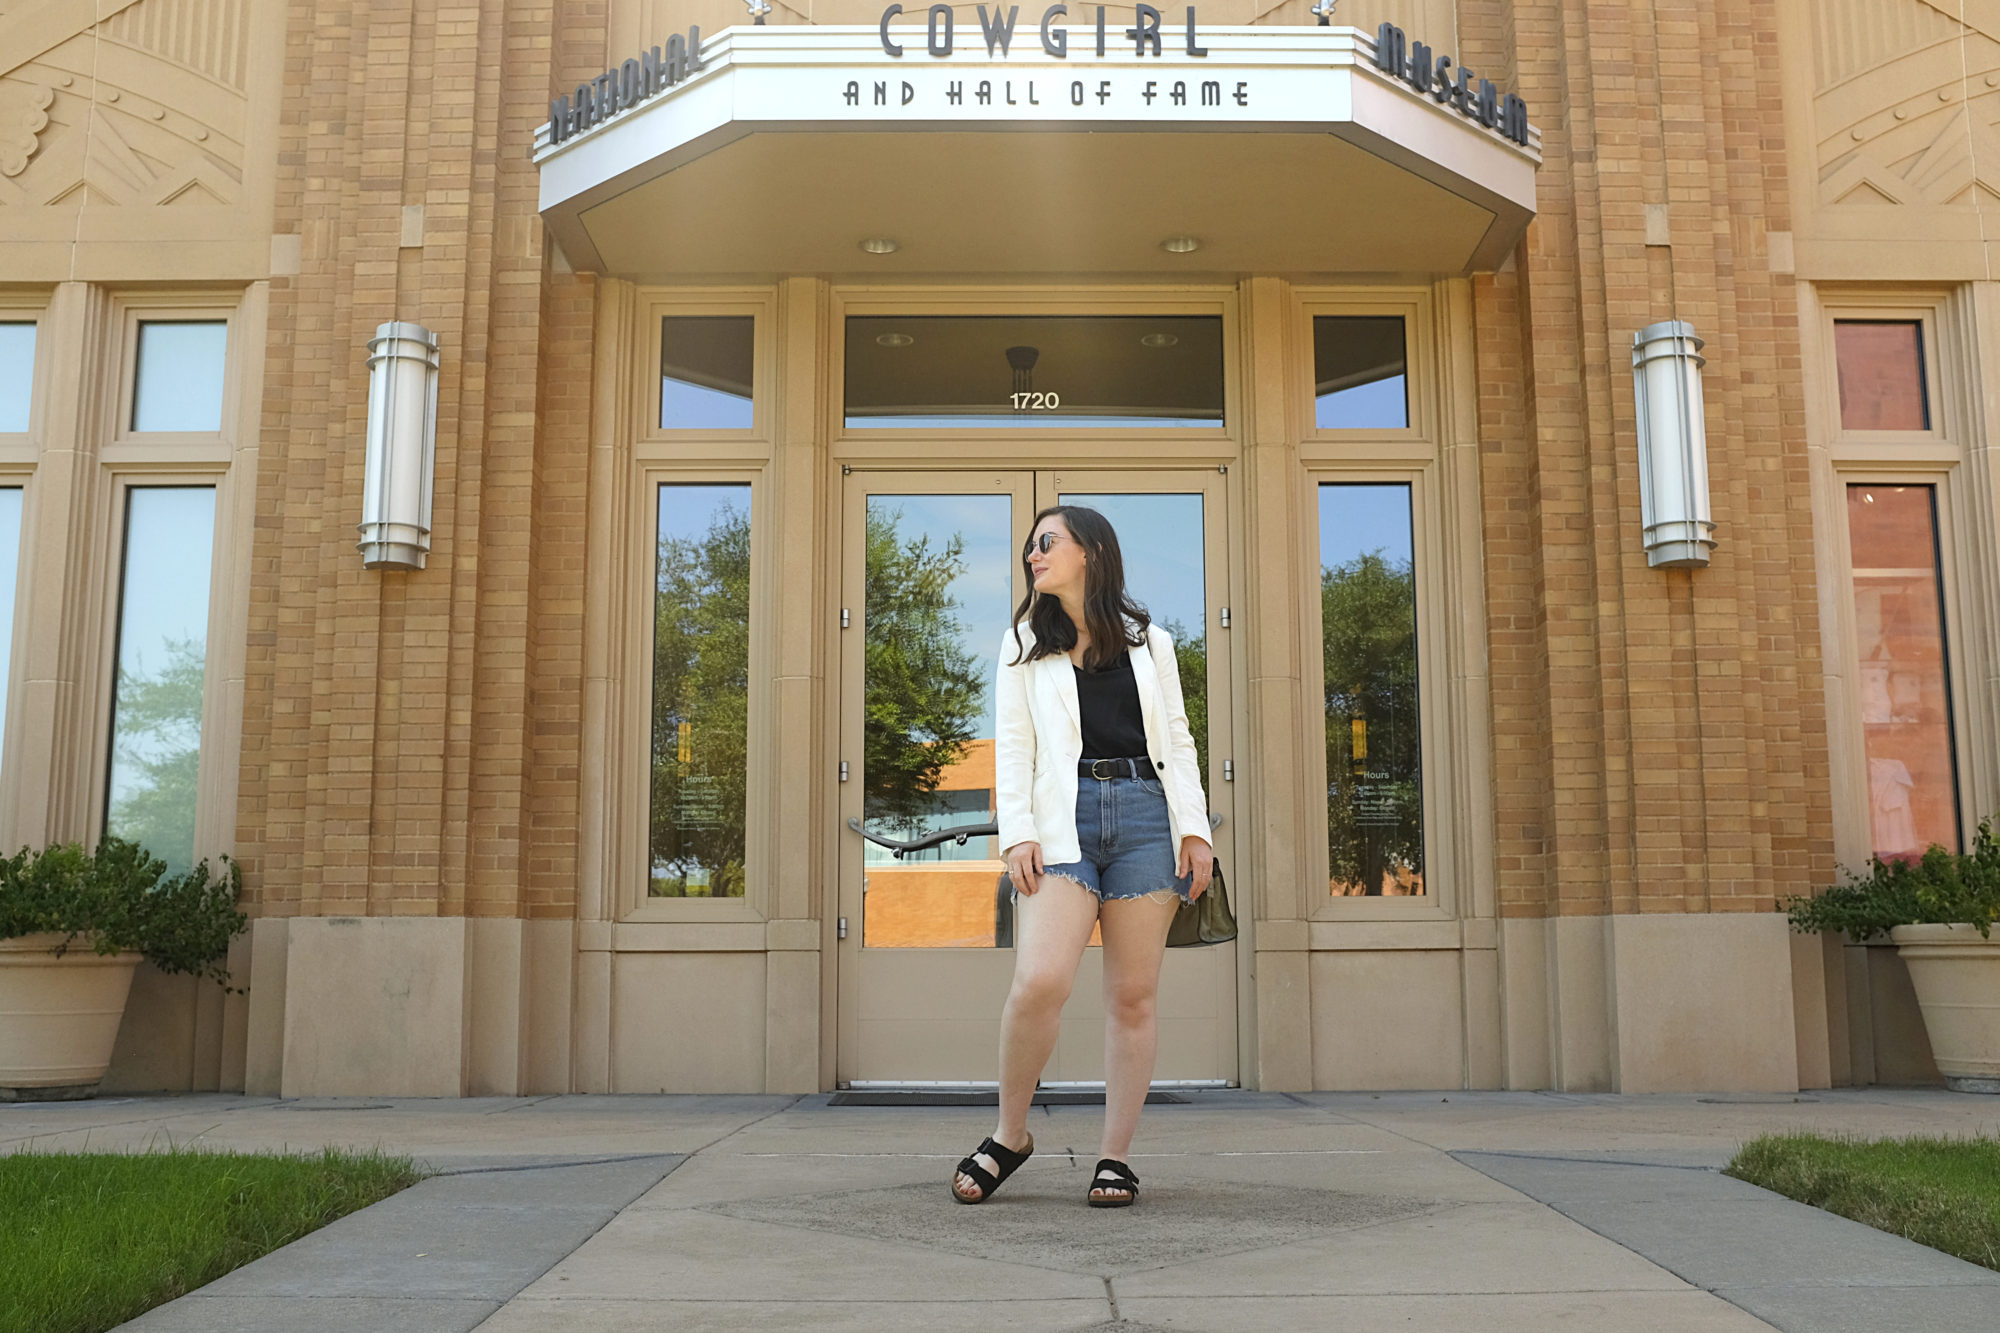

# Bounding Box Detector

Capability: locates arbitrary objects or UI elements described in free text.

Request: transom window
[1314,316,1408,430]
[0,323,33,433]
[132,321,227,433]
[660,316,754,430]
[844,315,1225,428]
[1834,320,1928,433]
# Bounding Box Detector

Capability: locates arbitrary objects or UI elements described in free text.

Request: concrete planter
[1891,924,2000,1094]
[0,934,142,1101]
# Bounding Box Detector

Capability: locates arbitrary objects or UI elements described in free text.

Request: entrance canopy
[534,24,1540,278]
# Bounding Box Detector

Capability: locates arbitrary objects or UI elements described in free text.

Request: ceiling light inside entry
[860,237,901,254]
[1139,333,1180,348]
[875,332,915,348]
[1160,236,1200,253]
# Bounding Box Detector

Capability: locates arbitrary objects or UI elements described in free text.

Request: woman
[951,505,1214,1209]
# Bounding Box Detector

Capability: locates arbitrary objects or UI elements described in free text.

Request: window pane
[133,322,227,432]
[1320,483,1424,897]
[1314,317,1408,429]
[861,492,1013,947]
[106,487,216,876]
[845,315,1225,428]
[661,317,754,429]
[0,488,20,773]
[0,324,33,432]
[1835,321,1929,432]
[1846,485,1960,859]
[651,484,752,896]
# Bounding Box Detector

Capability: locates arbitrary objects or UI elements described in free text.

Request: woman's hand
[1178,836,1214,900]
[1005,841,1046,895]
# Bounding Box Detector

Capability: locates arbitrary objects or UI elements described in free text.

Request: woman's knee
[1104,981,1157,1028]
[1007,968,1072,1015]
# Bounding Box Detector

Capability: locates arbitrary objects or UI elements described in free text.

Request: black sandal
[951,1133,1033,1204]
[1088,1158,1139,1208]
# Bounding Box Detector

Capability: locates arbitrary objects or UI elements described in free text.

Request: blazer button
[1155,760,1165,769]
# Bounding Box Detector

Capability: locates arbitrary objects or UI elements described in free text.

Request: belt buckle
[1090,758,1115,781]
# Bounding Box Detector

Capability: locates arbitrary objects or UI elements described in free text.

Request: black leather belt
[1079,756,1162,780]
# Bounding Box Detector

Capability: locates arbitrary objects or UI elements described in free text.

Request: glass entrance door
[836,469,1236,1085]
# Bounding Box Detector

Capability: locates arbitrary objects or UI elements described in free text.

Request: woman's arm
[994,628,1040,856]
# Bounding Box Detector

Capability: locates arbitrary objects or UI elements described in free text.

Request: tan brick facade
[4,0,1992,1095]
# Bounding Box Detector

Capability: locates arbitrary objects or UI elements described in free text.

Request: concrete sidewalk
[3,1087,1995,1332]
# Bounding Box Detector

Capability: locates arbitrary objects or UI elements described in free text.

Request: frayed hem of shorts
[1022,872,1182,906]
[1103,886,1185,906]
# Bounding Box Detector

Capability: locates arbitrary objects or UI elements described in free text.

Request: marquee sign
[542,15,1531,149]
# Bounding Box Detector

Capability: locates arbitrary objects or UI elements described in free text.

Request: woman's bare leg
[953,873,1100,1200]
[1092,891,1179,1200]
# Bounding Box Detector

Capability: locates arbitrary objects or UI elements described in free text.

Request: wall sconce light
[359,321,440,570]
[1631,319,1715,569]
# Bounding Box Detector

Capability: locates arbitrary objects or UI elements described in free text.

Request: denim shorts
[1036,774,1194,905]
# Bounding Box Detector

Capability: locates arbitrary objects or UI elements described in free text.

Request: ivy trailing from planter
[1783,816,2000,942]
[0,838,246,989]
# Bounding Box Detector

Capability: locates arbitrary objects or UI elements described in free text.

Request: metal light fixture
[1631,320,1715,569]
[1160,235,1200,253]
[1139,332,1179,348]
[860,237,901,254]
[875,332,915,347]
[359,321,439,570]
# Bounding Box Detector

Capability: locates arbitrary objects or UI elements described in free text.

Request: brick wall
[1467,0,1834,920]
[238,0,602,921]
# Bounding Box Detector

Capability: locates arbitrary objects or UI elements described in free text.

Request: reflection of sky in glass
[1316,376,1408,430]
[107,488,216,873]
[0,489,20,772]
[871,494,1014,739]
[1056,494,1206,636]
[1320,484,1413,570]
[846,415,1212,429]
[133,322,227,432]
[658,483,747,548]
[0,325,33,432]
[661,379,753,430]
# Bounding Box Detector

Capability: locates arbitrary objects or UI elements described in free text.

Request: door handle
[847,816,999,860]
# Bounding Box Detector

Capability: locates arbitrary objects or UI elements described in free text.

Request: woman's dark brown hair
[1007,505,1149,669]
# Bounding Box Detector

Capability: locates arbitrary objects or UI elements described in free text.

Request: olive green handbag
[1167,862,1237,948]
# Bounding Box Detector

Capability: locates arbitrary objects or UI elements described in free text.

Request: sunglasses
[1032,531,1076,554]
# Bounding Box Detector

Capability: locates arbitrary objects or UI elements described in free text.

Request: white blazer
[994,620,1212,866]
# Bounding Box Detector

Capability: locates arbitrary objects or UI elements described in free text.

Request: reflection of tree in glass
[1323,552,1423,896]
[651,505,750,897]
[108,636,206,877]
[863,508,984,836]
[1157,619,1208,794]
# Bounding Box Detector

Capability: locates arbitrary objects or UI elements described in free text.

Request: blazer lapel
[1048,651,1081,737]
[1128,631,1163,757]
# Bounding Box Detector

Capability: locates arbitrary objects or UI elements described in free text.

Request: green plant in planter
[0,838,246,989]
[1783,816,2000,942]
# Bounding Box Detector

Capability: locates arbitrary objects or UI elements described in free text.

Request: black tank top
[1074,651,1149,759]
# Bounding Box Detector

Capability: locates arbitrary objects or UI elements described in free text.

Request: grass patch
[1726,1132,2000,1272]
[0,1146,424,1333]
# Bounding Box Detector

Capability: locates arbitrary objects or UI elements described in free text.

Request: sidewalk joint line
[427,1152,683,1176]
[1452,1150,1723,1173]
[462,1155,688,1332]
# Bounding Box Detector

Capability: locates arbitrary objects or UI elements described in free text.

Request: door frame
[832,464,1248,1087]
